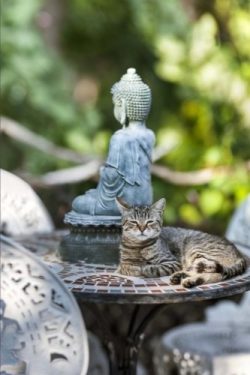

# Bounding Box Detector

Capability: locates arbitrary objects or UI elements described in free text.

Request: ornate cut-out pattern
[0,239,88,375]
[154,323,250,375]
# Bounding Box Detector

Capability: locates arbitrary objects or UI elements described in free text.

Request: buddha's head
[111,68,151,126]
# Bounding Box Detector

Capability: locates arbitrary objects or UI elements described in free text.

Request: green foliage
[1,0,250,232]
[1,0,101,171]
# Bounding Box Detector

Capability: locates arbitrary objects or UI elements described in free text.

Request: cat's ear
[116,197,131,214]
[151,198,166,214]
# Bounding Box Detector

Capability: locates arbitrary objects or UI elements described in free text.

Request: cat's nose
[139,225,147,234]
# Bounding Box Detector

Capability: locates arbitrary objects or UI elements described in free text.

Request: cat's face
[116,198,166,244]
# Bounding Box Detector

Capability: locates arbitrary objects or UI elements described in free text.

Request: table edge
[72,277,250,304]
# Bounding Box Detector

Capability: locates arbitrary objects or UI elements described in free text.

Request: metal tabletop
[17,231,250,305]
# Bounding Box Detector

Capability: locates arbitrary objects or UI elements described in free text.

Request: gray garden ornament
[1,169,54,236]
[64,68,155,227]
[154,322,250,375]
[0,235,89,375]
[226,194,250,252]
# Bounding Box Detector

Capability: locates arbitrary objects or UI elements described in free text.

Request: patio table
[18,231,250,375]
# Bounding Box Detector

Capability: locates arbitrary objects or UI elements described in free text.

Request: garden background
[2,0,250,233]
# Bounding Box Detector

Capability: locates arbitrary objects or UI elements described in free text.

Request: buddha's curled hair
[116,198,246,288]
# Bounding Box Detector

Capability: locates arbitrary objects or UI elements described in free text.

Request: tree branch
[1,116,97,164]
[152,140,178,162]
[19,160,102,188]
[151,162,250,185]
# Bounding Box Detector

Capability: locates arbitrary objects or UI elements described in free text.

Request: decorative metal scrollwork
[154,322,250,375]
[0,236,89,375]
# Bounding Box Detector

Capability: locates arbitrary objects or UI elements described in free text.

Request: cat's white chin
[135,238,147,243]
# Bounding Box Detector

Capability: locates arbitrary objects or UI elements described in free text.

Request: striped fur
[116,198,247,287]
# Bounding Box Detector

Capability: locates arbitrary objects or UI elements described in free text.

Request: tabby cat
[116,198,246,288]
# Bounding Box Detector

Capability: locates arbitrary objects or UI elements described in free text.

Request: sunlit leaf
[200,190,224,216]
[179,204,202,225]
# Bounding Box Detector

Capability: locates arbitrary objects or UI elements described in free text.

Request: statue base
[61,210,122,265]
[59,227,121,265]
[64,210,122,227]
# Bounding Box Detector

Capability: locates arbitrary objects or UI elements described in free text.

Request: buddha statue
[65,68,155,226]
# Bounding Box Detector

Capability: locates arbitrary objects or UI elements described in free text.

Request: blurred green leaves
[199,189,224,216]
[1,0,249,232]
[1,0,101,162]
[155,12,250,126]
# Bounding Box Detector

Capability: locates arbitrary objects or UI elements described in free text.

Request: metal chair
[0,170,110,375]
[226,194,250,255]
[0,235,89,375]
[0,169,54,236]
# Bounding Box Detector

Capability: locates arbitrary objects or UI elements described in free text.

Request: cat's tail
[222,257,247,280]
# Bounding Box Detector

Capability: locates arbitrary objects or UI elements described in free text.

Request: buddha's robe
[73,125,155,215]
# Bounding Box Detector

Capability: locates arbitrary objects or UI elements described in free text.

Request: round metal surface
[154,323,250,375]
[162,323,250,357]
[16,232,250,305]
[1,169,54,236]
[0,236,89,375]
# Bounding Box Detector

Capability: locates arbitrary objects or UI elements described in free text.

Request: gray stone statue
[65,68,155,226]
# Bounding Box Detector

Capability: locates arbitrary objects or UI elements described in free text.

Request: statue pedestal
[62,211,122,265]
[64,210,122,227]
[60,226,121,265]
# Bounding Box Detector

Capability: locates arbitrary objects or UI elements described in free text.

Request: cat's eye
[130,220,138,225]
[146,220,155,225]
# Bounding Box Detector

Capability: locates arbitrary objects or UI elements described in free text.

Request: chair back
[0,235,89,375]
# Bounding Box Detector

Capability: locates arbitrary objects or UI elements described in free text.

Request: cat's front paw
[181,276,204,288]
[116,264,142,277]
[170,271,189,285]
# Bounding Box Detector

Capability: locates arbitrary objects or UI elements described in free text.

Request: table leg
[83,304,166,375]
